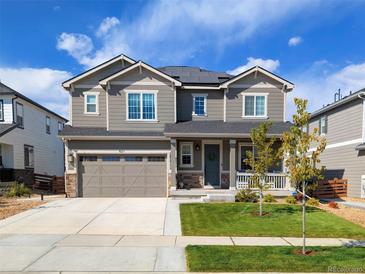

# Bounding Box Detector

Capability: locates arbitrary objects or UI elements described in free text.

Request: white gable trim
[62,55,135,88]
[99,61,182,86]
[220,66,294,90]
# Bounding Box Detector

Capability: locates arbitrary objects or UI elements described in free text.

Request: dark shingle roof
[0,83,67,122]
[158,66,232,84]
[311,88,365,118]
[0,123,17,137]
[164,120,292,137]
[59,126,164,137]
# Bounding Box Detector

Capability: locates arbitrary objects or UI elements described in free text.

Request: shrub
[263,194,277,203]
[285,195,297,204]
[235,189,258,203]
[307,198,320,207]
[6,183,31,197]
[328,201,338,209]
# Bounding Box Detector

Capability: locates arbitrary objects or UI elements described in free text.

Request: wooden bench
[33,174,65,199]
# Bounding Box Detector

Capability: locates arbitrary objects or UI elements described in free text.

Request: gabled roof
[99,61,182,86]
[62,54,136,88]
[158,66,232,84]
[0,83,67,122]
[311,89,365,119]
[220,66,294,90]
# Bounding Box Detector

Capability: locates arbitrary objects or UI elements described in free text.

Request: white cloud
[0,67,71,118]
[56,0,321,68]
[287,61,365,118]
[96,17,120,37]
[288,36,303,46]
[56,33,94,67]
[227,57,280,75]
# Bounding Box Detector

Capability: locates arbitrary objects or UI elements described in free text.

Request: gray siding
[68,140,170,151]
[177,139,202,171]
[226,88,284,122]
[309,99,363,144]
[177,89,224,121]
[108,69,175,131]
[319,144,365,198]
[71,88,106,127]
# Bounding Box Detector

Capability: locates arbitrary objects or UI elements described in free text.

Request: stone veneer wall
[65,173,77,198]
[176,172,204,189]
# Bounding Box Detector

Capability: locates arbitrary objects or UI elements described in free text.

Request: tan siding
[222,139,230,171]
[319,144,365,198]
[230,72,284,88]
[177,140,202,171]
[71,88,106,127]
[68,140,170,151]
[309,99,363,144]
[226,88,284,121]
[177,89,224,121]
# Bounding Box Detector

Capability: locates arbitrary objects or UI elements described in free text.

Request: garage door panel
[79,155,167,197]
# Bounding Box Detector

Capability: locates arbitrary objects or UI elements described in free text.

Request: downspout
[358,92,365,143]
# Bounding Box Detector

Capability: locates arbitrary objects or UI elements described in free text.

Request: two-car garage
[78,154,167,197]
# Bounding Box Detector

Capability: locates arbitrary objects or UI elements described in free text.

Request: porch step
[202,193,236,203]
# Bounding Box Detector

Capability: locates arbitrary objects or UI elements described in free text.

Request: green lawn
[180,203,365,239]
[186,245,365,272]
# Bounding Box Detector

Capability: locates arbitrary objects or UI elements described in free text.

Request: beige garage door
[78,155,167,197]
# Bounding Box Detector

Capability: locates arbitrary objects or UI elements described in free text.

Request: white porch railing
[236,172,289,190]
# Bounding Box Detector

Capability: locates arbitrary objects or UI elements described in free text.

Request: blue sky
[1,0,365,118]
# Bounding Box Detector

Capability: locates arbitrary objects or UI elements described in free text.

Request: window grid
[85,94,97,113]
[193,96,206,116]
[24,145,34,169]
[142,93,155,119]
[16,102,24,128]
[46,116,51,134]
[127,92,156,121]
[128,93,141,119]
[180,143,193,167]
[0,100,3,121]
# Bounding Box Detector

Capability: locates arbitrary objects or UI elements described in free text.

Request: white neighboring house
[0,82,67,185]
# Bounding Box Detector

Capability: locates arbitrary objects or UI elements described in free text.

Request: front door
[204,144,220,187]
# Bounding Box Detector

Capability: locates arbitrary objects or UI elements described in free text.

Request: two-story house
[309,89,365,198]
[59,54,294,198]
[0,82,67,185]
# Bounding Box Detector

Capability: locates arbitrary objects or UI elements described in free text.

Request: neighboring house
[0,83,67,185]
[59,54,294,198]
[309,89,365,198]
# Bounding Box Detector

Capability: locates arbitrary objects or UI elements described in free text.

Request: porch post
[170,138,177,190]
[229,139,236,189]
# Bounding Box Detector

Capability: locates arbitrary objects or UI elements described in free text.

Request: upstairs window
[84,92,99,114]
[0,100,3,121]
[16,102,24,128]
[58,122,64,133]
[319,116,327,135]
[127,91,156,121]
[46,116,51,134]
[180,142,193,167]
[24,145,34,169]
[242,94,267,118]
[192,94,207,116]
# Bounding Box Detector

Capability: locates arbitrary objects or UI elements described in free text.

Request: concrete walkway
[0,233,364,272]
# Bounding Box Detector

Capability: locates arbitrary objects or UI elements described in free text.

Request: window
[192,94,207,116]
[24,145,34,169]
[46,116,51,134]
[125,156,143,162]
[302,124,309,134]
[147,156,165,162]
[180,142,193,167]
[102,156,120,162]
[239,144,255,171]
[127,91,156,120]
[319,116,327,135]
[84,92,99,114]
[16,102,24,128]
[0,100,3,121]
[58,122,64,133]
[242,94,267,118]
[79,156,97,162]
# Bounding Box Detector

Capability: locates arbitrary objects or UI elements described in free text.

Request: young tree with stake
[245,122,279,216]
[281,98,326,255]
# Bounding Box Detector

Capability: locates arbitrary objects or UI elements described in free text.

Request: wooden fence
[313,178,347,198]
[33,174,65,194]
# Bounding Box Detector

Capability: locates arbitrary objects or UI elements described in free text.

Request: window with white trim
[192,94,207,116]
[0,100,3,121]
[180,142,193,167]
[46,116,51,134]
[127,91,157,120]
[84,92,99,114]
[24,145,34,169]
[242,94,267,118]
[58,122,64,133]
[16,102,24,128]
[319,116,327,135]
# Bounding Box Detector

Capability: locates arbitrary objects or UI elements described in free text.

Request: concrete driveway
[0,197,181,236]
